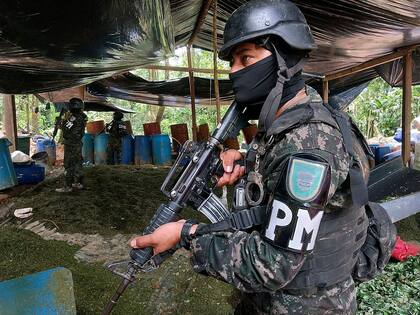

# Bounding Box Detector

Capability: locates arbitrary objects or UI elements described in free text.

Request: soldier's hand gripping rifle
[102,102,247,315]
[52,108,66,140]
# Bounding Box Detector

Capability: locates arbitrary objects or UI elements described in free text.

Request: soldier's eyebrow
[233,47,252,57]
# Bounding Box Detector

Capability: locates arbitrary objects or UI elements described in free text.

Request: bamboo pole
[187,45,198,141]
[402,51,413,166]
[212,0,221,123]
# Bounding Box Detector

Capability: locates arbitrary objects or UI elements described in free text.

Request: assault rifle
[52,108,66,140]
[102,102,247,315]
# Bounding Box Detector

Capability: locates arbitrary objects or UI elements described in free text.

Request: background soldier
[105,111,127,165]
[56,98,88,193]
[130,1,378,314]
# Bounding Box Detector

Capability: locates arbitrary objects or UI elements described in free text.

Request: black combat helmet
[68,98,84,110]
[219,0,316,60]
[113,111,123,120]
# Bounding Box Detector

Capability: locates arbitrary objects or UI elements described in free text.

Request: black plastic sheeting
[54,102,135,113]
[1,0,420,96]
[376,47,420,87]
[87,72,234,107]
[0,0,174,94]
[88,68,382,109]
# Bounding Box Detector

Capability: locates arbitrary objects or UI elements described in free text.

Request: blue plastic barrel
[134,135,152,165]
[121,135,134,165]
[383,150,401,162]
[151,134,172,165]
[94,133,109,165]
[375,145,391,165]
[14,163,45,185]
[0,138,18,190]
[82,133,94,165]
[35,138,56,165]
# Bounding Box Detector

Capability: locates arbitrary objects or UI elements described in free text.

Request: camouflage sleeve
[263,122,350,200]
[190,229,306,293]
[189,122,350,292]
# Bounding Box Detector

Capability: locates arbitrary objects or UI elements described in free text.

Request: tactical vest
[256,100,371,293]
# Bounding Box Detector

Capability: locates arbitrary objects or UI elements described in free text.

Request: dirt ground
[0,165,418,314]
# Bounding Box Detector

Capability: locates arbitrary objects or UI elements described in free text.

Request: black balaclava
[229,37,306,124]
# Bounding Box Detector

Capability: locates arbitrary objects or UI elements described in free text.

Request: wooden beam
[188,0,214,47]
[155,107,165,123]
[140,64,229,75]
[212,0,221,123]
[322,80,329,103]
[325,44,420,81]
[402,50,413,166]
[3,95,18,151]
[187,46,198,141]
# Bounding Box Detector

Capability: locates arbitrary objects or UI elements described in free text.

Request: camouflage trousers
[64,142,84,187]
[234,277,357,315]
[107,140,122,165]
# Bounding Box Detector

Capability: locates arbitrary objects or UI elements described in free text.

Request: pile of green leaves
[357,256,420,314]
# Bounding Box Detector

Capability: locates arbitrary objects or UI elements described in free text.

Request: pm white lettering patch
[264,199,324,252]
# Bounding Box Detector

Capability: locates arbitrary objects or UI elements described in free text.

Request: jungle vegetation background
[1,47,419,140]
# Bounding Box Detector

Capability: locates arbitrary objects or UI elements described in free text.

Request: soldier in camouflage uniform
[130,1,373,314]
[106,111,127,165]
[56,98,88,193]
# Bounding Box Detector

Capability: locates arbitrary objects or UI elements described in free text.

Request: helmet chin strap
[257,44,305,133]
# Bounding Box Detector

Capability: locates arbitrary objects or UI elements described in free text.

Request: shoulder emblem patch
[287,157,328,202]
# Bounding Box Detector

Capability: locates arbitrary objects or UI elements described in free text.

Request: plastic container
[94,133,109,165]
[134,135,152,165]
[0,138,18,190]
[197,124,210,142]
[143,122,161,136]
[82,133,94,165]
[151,134,172,165]
[86,120,105,135]
[35,138,56,165]
[170,123,189,153]
[375,145,392,165]
[121,135,134,165]
[17,135,31,155]
[14,163,45,185]
[383,150,401,162]
[31,151,49,173]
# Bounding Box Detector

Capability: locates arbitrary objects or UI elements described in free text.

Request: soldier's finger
[130,234,154,249]
[228,165,242,185]
[222,155,235,173]
[217,173,231,187]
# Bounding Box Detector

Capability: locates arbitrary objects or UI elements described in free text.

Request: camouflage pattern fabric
[190,88,364,314]
[106,119,127,164]
[62,111,87,186]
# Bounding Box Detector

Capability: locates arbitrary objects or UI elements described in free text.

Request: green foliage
[348,78,420,137]
[357,256,420,314]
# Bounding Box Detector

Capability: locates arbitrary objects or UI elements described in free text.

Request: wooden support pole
[187,45,198,141]
[3,94,18,151]
[402,51,413,166]
[188,0,214,46]
[212,0,221,123]
[325,44,420,81]
[322,80,329,103]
